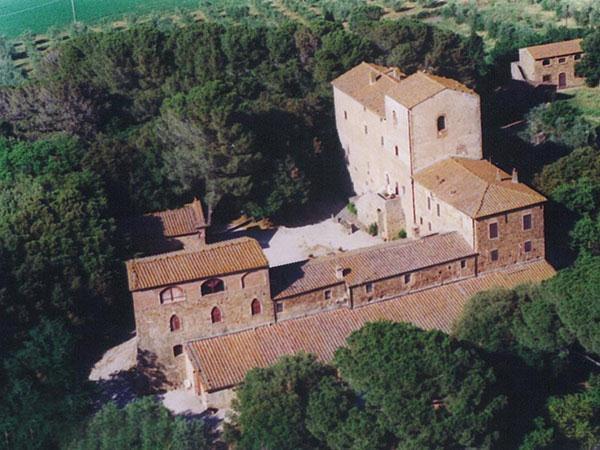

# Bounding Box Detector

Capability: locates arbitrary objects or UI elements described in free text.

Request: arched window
[251,299,261,316]
[160,286,185,304]
[173,344,183,357]
[437,115,446,132]
[201,278,224,296]
[211,307,222,323]
[170,314,181,332]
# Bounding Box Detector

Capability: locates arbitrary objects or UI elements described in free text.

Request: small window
[276,303,283,313]
[365,283,373,293]
[402,186,406,195]
[392,110,398,126]
[524,241,532,253]
[523,214,532,230]
[160,286,185,304]
[404,273,411,284]
[428,222,432,231]
[251,299,261,315]
[558,57,566,63]
[427,197,431,210]
[394,145,399,156]
[542,74,551,82]
[364,125,368,135]
[211,306,222,323]
[437,115,446,132]
[460,259,466,269]
[574,53,581,60]
[324,290,332,300]
[490,249,499,261]
[170,315,181,332]
[436,204,440,217]
[380,136,384,146]
[542,58,550,66]
[489,222,499,239]
[344,111,348,120]
[419,217,423,225]
[173,345,183,357]
[201,278,224,296]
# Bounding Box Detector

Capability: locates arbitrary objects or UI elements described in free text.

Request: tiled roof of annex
[524,38,583,60]
[270,232,475,299]
[331,61,475,116]
[127,198,208,239]
[126,237,268,291]
[186,260,556,392]
[414,158,547,219]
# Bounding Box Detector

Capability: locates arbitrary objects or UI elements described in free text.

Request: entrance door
[558,72,567,89]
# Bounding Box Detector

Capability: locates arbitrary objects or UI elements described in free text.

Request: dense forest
[0,5,598,449]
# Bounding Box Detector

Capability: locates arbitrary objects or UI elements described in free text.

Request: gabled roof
[186,260,556,392]
[270,232,475,299]
[414,158,546,219]
[126,237,268,291]
[524,38,583,60]
[331,62,405,117]
[128,198,208,239]
[388,71,476,109]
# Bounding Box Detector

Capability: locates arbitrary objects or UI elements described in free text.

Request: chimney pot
[512,168,518,183]
[335,266,345,280]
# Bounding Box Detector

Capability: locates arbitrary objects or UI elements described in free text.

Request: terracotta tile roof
[186,260,556,391]
[524,39,583,60]
[270,232,475,299]
[331,62,405,117]
[388,71,476,109]
[414,158,546,219]
[128,198,207,239]
[126,237,268,291]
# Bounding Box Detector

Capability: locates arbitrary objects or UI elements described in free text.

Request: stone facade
[132,267,273,382]
[512,39,585,89]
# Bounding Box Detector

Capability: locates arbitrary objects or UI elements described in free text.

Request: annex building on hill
[511,38,585,89]
[125,62,555,409]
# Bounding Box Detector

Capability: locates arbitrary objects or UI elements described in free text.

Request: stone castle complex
[126,62,556,408]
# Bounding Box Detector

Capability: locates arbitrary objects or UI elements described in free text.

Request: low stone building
[511,39,585,89]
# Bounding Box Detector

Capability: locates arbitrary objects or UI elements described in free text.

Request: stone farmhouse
[511,38,585,89]
[126,62,556,409]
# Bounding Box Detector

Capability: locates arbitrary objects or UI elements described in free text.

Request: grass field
[564,87,600,126]
[0,0,198,37]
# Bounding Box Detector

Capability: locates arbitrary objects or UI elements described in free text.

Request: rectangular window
[366,283,373,293]
[489,222,499,239]
[542,74,551,82]
[428,222,432,231]
[436,204,440,217]
[364,125,368,135]
[524,241,532,253]
[395,145,399,156]
[460,259,466,269]
[276,303,283,313]
[575,53,581,60]
[558,57,566,63]
[427,197,431,210]
[523,214,532,230]
[344,111,348,120]
[381,136,384,146]
[542,58,550,66]
[324,290,332,300]
[490,249,499,261]
[404,273,411,284]
[420,217,423,225]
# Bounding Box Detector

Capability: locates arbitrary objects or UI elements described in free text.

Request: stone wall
[350,255,477,308]
[275,282,349,322]
[411,89,482,173]
[133,267,273,383]
[475,205,545,273]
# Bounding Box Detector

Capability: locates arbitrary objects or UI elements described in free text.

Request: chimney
[335,266,345,280]
[512,168,518,183]
[369,71,377,85]
[391,68,400,80]
[495,168,501,182]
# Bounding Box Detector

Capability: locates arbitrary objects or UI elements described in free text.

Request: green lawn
[564,87,600,126]
[0,0,198,37]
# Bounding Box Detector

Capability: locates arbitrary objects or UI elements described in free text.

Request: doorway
[558,72,567,89]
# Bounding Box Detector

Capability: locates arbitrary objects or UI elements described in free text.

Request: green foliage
[68,397,210,450]
[226,353,333,450]
[347,202,357,215]
[335,322,506,449]
[535,147,600,195]
[577,29,600,87]
[523,101,597,149]
[0,35,24,86]
[368,222,378,236]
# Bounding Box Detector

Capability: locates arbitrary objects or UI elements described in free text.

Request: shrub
[368,222,378,236]
[347,202,357,215]
[398,229,407,239]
